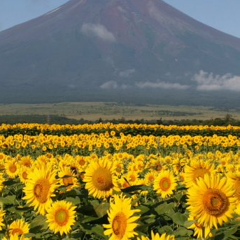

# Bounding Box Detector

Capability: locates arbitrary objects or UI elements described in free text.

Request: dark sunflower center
[92,167,113,191]
[79,159,86,166]
[112,213,127,238]
[129,175,136,182]
[9,164,17,173]
[203,189,229,217]
[148,175,155,182]
[159,177,171,191]
[63,176,74,186]
[55,209,69,226]
[22,171,28,180]
[11,228,24,236]
[34,179,51,203]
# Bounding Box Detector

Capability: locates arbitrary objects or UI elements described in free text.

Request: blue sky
[0,0,239,38]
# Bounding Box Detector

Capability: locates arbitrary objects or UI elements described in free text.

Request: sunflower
[0,173,5,192]
[5,158,18,179]
[18,166,29,184]
[58,166,80,192]
[188,219,212,239]
[84,158,119,199]
[75,155,89,172]
[227,171,240,215]
[103,194,140,240]
[9,219,30,237]
[144,170,158,186]
[153,170,177,198]
[46,200,76,236]
[23,165,58,215]
[187,173,236,229]
[184,159,215,188]
[137,232,175,240]
[0,209,5,231]
[2,236,31,240]
[19,155,34,168]
[150,232,175,240]
[123,171,139,185]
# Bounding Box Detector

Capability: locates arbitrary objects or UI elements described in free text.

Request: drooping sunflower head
[46,200,77,236]
[84,158,119,199]
[58,165,80,191]
[23,165,58,215]
[103,194,140,240]
[9,219,30,237]
[153,170,178,199]
[187,173,236,229]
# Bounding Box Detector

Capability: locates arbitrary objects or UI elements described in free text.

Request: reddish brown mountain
[0,0,240,107]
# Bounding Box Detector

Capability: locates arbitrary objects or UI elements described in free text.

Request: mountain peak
[0,0,240,107]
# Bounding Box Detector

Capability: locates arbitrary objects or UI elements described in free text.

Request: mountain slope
[0,0,240,107]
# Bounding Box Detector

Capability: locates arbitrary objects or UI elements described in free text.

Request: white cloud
[100,81,128,90]
[136,81,190,90]
[193,70,240,91]
[81,23,116,42]
[119,69,135,78]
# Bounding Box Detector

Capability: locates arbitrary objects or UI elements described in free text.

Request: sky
[0,0,239,38]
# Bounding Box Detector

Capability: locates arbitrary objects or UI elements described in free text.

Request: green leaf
[121,185,147,193]
[0,195,16,205]
[94,202,109,218]
[30,215,46,229]
[81,215,100,223]
[65,196,81,205]
[138,205,150,215]
[158,225,174,234]
[170,212,188,226]
[91,225,107,239]
[155,202,175,216]
[142,214,156,224]
[174,226,193,237]
[224,226,238,237]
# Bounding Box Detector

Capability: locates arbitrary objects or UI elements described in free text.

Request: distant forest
[0,114,239,126]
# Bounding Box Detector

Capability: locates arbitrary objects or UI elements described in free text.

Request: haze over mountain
[0,0,240,107]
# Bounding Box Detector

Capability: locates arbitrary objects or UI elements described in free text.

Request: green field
[0,102,239,122]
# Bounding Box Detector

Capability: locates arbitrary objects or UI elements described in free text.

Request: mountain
[0,0,240,107]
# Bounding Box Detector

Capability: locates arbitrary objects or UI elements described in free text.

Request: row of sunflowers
[0,123,240,239]
[1,123,240,136]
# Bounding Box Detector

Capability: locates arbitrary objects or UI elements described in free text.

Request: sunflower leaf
[30,215,47,230]
[93,202,109,218]
[0,195,16,205]
[65,196,81,205]
[90,225,107,239]
[170,212,188,226]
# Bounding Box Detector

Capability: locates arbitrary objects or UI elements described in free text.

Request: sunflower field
[0,123,240,239]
